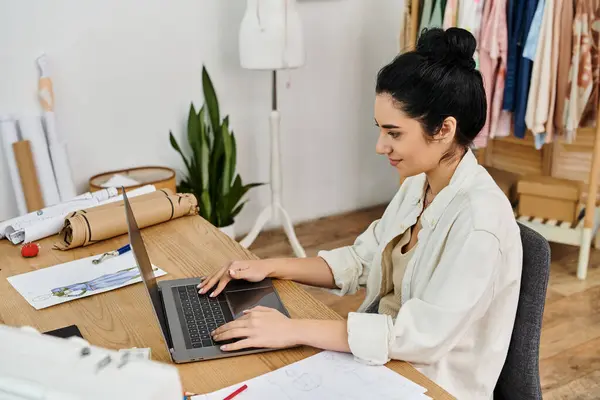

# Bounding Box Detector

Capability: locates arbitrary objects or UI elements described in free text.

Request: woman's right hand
[197,259,275,297]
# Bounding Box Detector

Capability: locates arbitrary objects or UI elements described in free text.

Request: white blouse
[318,149,522,400]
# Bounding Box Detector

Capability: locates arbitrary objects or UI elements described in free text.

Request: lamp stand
[239,71,306,258]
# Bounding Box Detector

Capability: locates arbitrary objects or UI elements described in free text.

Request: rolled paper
[0,188,119,239]
[0,117,27,215]
[12,140,45,212]
[2,188,160,244]
[55,192,196,250]
[18,115,60,207]
[37,54,77,202]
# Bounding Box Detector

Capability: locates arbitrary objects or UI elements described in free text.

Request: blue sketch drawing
[33,266,157,301]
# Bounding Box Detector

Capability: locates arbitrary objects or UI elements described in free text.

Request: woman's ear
[435,117,457,144]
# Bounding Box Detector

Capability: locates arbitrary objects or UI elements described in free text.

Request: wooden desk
[0,215,453,399]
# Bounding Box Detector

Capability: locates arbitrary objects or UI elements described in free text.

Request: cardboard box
[517,175,581,224]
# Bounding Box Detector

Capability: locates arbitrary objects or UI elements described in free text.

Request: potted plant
[169,66,262,238]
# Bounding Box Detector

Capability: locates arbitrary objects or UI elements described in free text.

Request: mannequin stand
[239,71,306,258]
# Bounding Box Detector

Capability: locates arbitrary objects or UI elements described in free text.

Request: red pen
[222,384,248,400]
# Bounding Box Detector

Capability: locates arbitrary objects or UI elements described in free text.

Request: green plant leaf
[186,103,199,149]
[230,131,237,187]
[170,66,265,227]
[230,200,247,220]
[169,131,191,172]
[202,65,220,134]
[221,121,233,196]
[200,191,212,222]
[200,117,210,192]
[209,124,224,203]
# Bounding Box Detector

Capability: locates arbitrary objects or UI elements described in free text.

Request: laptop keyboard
[175,285,234,349]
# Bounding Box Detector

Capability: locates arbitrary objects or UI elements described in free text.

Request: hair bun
[416,28,477,71]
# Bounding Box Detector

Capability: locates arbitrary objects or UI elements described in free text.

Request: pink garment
[474,0,509,148]
[443,0,459,29]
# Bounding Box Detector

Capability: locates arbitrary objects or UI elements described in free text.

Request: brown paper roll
[64,189,174,219]
[12,140,45,212]
[55,193,198,250]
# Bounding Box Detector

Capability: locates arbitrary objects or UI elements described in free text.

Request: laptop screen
[123,189,171,344]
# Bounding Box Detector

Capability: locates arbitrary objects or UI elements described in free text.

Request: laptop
[122,188,291,363]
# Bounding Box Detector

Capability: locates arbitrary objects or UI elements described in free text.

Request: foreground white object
[0,116,28,215]
[193,350,429,400]
[0,324,182,400]
[37,54,77,202]
[238,0,306,257]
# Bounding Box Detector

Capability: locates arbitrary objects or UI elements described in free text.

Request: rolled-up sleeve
[347,229,500,365]
[317,219,382,296]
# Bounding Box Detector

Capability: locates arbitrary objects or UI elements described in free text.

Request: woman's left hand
[211,306,298,351]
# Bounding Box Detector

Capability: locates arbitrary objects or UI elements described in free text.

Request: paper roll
[97,184,158,206]
[0,117,28,215]
[36,55,77,202]
[0,188,120,239]
[55,193,198,250]
[66,189,172,218]
[18,116,60,207]
[2,188,155,244]
[12,141,45,213]
[46,114,77,201]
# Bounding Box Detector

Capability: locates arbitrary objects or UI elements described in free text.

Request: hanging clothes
[579,1,600,128]
[553,0,576,136]
[543,0,567,142]
[522,0,546,61]
[457,0,486,69]
[475,0,508,146]
[443,0,459,29]
[564,0,596,141]
[502,0,523,115]
[525,0,554,150]
[512,0,540,139]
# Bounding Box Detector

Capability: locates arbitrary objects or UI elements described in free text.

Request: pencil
[222,384,248,400]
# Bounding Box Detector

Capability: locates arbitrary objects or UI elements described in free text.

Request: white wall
[0,0,403,235]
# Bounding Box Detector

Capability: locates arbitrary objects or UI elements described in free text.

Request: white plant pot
[219,224,236,240]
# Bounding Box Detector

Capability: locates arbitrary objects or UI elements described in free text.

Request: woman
[201,28,522,399]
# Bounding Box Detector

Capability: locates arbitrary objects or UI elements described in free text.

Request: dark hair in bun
[376,28,486,157]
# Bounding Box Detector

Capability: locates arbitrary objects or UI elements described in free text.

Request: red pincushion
[21,243,40,258]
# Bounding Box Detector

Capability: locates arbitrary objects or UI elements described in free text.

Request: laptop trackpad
[226,286,286,319]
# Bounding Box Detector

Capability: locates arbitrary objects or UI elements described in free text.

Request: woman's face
[374,94,453,177]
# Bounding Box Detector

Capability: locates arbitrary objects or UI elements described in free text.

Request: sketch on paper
[7,252,166,310]
[194,351,429,400]
[32,266,161,301]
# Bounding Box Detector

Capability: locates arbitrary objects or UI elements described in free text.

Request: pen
[92,244,131,264]
[222,384,248,400]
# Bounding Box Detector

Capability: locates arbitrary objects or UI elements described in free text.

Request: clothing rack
[405,0,600,280]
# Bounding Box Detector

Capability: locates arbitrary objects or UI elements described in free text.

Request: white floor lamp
[238,0,307,258]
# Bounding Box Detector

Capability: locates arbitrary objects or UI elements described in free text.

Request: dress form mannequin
[238,0,306,258]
